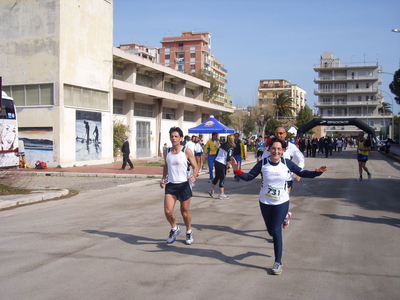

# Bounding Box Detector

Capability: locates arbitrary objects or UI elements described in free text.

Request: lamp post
[380,90,395,140]
[377,71,395,140]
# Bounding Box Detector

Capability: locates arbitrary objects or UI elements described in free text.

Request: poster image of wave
[76,110,102,161]
[18,127,53,166]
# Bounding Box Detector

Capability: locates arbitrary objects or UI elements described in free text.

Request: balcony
[314,76,378,82]
[315,100,379,107]
[314,88,378,95]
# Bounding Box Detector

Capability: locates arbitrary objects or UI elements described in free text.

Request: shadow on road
[82,228,271,272]
[321,214,400,228]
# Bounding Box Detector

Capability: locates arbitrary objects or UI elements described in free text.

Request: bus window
[0,99,16,119]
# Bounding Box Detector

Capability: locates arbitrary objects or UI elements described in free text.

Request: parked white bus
[0,91,19,168]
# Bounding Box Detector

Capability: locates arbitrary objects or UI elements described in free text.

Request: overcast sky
[113,0,400,113]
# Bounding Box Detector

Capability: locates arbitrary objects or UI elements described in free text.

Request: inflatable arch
[297,118,377,149]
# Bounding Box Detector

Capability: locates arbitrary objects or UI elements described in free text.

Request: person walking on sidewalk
[204,132,220,183]
[231,138,327,275]
[119,137,134,170]
[356,132,372,181]
[207,134,235,199]
[160,127,199,245]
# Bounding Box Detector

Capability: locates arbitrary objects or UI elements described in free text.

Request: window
[162,107,176,120]
[64,85,108,110]
[4,84,54,106]
[134,102,154,117]
[322,97,331,104]
[355,83,359,89]
[113,99,123,114]
[184,110,195,121]
[165,54,170,60]
[366,83,370,88]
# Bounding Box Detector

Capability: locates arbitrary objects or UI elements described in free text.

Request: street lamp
[377,71,396,139]
[380,90,395,139]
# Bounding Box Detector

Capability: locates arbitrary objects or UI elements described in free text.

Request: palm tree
[378,102,392,115]
[275,92,295,118]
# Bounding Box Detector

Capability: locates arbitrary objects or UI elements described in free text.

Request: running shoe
[186,232,194,245]
[207,189,215,198]
[219,194,230,199]
[271,262,283,275]
[283,212,292,229]
[356,177,363,181]
[368,173,372,180]
[166,226,181,244]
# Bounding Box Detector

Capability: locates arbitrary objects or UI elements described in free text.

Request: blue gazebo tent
[188,115,235,134]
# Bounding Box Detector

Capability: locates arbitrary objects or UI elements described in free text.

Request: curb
[0,189,69,210]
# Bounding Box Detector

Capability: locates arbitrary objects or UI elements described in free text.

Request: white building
[0,0,232,167]
[314,52,391,138]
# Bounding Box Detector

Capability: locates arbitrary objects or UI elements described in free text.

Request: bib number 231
[266,186,282,200]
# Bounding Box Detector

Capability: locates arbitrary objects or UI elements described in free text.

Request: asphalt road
[0,147,399,300]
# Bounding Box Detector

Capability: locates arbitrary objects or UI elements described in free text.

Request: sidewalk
[0,156,258,210]
[10,159,164,178]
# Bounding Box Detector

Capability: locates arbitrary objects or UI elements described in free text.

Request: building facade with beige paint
[0,0,232,167]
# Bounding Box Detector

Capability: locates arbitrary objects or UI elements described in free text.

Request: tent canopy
[188,115,235,134]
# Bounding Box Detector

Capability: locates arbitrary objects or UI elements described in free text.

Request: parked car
[378,139,393,153]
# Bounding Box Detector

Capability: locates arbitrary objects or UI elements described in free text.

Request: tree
[230,110,249,134]
[389,68,400,105]
[296,104,314,135]
[113,120,130,157]
[219,112,233,127]
[394,115,400,141]
[378,101,392,114]
[242,115,256,137]
[189,69,219,102]
[275,92,295,118]
[251,105,275,136]
[264,119,284,136]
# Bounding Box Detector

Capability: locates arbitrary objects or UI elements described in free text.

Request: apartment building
[258,79,306,116]
[118,43,159,63]
[211,55,231,107]
[159,31,231,107]
[0,0,232,167]
[314,52,390,138]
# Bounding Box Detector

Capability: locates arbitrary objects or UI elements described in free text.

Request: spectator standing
[204,132,220,183]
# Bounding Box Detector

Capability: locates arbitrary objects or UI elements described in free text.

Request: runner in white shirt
[261,127,305,229]
[231,138,327,275]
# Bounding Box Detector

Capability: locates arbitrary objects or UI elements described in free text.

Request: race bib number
[265,185,283,200]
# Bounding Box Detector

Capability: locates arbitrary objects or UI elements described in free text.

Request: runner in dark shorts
[165,181,192,202]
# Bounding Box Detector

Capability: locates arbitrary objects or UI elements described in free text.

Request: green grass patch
[0,184,32,195]
[135,161,165,167]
